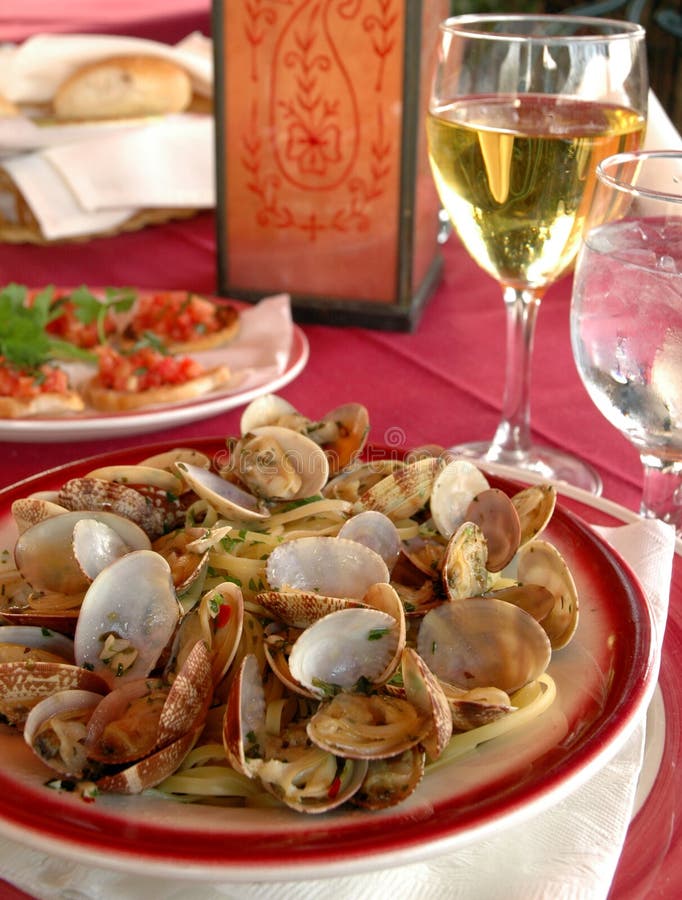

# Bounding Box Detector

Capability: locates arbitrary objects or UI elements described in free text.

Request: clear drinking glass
[426,14,648,493]
[571,150,682,536]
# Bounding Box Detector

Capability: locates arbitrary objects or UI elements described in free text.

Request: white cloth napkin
[0,32,214,240]
[0,518,675,900]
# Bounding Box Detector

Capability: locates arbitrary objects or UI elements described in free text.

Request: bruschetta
[82,345,232,412]
[0,357,84,418]
[121,291,239,353]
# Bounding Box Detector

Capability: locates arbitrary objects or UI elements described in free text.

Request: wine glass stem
[640,453,682,536]
[488,285,543,464]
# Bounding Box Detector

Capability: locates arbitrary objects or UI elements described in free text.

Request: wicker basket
[0,167,199,245]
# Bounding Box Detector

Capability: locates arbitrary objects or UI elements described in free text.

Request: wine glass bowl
[426,14,648,493]
[570,150,682,536]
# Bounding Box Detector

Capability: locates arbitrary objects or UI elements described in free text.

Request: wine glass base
[448,440,603,496]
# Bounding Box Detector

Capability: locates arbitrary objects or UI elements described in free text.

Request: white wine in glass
[427,14,648,493]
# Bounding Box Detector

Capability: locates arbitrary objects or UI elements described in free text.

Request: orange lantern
[213,0,448,330]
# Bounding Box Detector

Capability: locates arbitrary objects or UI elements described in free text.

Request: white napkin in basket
[0,518,675,900]
[0,32,214,240]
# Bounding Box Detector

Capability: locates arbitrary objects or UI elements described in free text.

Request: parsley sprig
[0,283,136,370]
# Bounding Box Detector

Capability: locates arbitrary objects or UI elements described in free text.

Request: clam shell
[223,653,267,777]
[74,549,181,689]
[288,607,401,696]
[430,460,490,538]
[85,464,184,497]
[355,457,444,520]
[337,510,401,571]
[0,626,74,664]
[517,539,579,649]
[57,477,181,539]
[255,751,368,813]
[139,447,212,476]
[441,522,489,601]
[14,510,151,595]
[319,402,370,475]
[401,647,452,761]
[512,484,557,546]
[351,748,425,810]
[232,425,329,501]
[240,394,298,434]
[464,488,521,572]
[440,683,512,731]
[96,725,202,794]
[24,688,104,777]
[266,536,390,599]
[72,518,133,581]
[323,460,403,503]
[416,596,552,694]
[256,590,367,629]
[0,660,108,726]
[11,497,68,535]
[174,461,269,522]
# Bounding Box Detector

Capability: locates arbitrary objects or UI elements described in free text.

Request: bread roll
[53,55,193,120]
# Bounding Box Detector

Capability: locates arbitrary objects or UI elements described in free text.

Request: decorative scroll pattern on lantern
[238,0,398,241]
[217,0,447,322]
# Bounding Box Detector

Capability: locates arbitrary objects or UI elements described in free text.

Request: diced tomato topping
[0,357,70,399]
[95,345,205,392]
[130,292,232,344]
[45,298,116,349]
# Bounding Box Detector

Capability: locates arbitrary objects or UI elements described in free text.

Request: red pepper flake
[328,775,342,800]
[216,604,232,628]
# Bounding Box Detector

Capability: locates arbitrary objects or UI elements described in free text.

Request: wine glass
[426,14,648,493]
[571,150,682,536]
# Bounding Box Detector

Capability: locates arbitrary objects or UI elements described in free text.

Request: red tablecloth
[0,210,643,509]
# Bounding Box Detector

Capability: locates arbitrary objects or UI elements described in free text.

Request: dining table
[1,2,681,899]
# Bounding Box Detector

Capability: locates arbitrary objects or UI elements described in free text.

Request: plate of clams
[0,396,656,880]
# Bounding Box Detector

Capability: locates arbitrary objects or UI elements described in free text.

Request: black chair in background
[544,0,681,132]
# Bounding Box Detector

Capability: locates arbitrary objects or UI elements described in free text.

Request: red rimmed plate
[0,440,658,882]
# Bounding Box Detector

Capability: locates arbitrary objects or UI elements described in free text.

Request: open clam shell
[174,461,269,523]
[57,477,182,540]
[230,425,329,501]
[96,725,203,794]
[223,653,267,777]
[337,510,401,571]
[516,539,579,649]
[0,660,109,726]
[84,464,184,497]
[288,606,403,697]
[441,522,490,601]
[416,596,552,694]
[14,510,151,595]
[306,692,432,760]
[512,483,557,547]
[430,460,490,538]
[0,626,75,664]
[24,688,105,778]
[464,488,521,572]
[266,536,390,599]
[350,749,425,810]
[74,549,182,689]
[401,647,452,761]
